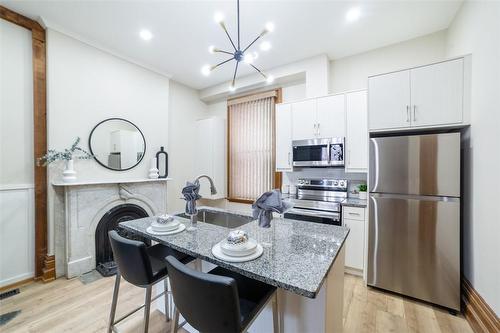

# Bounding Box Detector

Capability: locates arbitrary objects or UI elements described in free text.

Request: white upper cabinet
[410,58,463,127]
[369,56,470,132]
[275,104,293,172]
[346,91,368,172]
[291,99,316,140]
[316,94,345,138]
[368,70,410,130]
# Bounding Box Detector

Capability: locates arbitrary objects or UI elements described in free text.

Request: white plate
[151,220,180,232]
[212,243,263,263]
[146,223,186,235]
[220,239,258,257]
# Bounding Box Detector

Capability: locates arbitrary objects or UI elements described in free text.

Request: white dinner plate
[150,220,180,232]
[212,242,263,263]
[146,223,186,235]
[220,238,258,257]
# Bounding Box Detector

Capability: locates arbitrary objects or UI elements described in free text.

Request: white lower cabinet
[342,206,365,273]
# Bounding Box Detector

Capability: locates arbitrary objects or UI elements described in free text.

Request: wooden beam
[462,277,500,333]
[0,5,44,41]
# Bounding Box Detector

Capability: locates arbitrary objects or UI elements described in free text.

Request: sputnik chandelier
[201,0,275,91]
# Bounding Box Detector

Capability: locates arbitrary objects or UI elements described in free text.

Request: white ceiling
[2,0,463,90]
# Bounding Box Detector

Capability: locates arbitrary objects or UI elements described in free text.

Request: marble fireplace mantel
[52,178,170,278]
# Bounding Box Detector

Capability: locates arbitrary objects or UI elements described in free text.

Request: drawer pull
[348,212,360,215]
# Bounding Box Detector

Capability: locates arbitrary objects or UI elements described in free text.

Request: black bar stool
[107,231,193,333]
[166,255,279,333]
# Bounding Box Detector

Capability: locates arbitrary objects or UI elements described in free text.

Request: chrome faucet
[194,174,218,196]
[188,175,217,226]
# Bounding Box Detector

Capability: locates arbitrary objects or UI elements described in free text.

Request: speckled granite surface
[341,198,367,208]
[120,211,349,298]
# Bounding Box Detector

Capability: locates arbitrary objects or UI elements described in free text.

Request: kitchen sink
[175,208,254,229]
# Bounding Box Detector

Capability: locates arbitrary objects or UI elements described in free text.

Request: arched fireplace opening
[95,203,151,276]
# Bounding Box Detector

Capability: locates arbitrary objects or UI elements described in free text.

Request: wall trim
[0,5,50,281]
[462,277,500,333]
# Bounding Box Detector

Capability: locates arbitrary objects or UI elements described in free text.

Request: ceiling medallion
[201,0,275,91]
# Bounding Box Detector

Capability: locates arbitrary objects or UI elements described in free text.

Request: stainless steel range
[284,178,347,226]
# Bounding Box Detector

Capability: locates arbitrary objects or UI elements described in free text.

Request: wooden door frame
[0,6,53,282]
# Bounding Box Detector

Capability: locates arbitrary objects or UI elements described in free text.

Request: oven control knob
[339,181,345,187]
[333,180,338,186]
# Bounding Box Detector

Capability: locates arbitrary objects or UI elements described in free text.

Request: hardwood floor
[0,273,472,333]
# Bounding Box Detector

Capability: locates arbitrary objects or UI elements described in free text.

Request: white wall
[445,1,500,315]
[199,55,328,102]
[0,19,35,286]
[329,30,447,94]
[46,29,170,254]
[167,81,208,213]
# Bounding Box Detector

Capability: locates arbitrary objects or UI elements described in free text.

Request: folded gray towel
[182,181,201,215]
[252,189,293,228]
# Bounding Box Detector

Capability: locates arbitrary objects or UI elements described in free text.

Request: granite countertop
[120,212,349,298]
[341,197,367,208]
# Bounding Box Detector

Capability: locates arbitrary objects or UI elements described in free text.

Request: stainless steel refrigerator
[368,132,461,311]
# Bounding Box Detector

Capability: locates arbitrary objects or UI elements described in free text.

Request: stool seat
[166,255,279,333]
[147,244,195,281]
[209,266,276,329]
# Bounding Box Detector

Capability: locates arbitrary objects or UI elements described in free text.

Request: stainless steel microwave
[292,138,345,167]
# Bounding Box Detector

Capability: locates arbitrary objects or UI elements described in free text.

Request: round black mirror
[89,118,146,171]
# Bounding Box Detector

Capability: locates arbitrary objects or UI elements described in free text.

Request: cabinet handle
[348,212,360,216]
[413,105,417,122]
[288,152,291,166]
[313,123,317,136]
[317,123,320,136]
[406,105,410,122]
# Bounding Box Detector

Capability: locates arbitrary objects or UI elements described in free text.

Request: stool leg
[272,292,279,333]
[164,278,171,321]
[143,285,152,333]
[170,308,179,333]
[108,272,121,333]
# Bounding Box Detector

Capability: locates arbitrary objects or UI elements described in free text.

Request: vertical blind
[228,95,275,201]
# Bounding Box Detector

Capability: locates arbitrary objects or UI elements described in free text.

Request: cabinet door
[344,217,365,270]
[291,99,316,140]
[410,58,463,127]
[368,70,411,130]
[346,91,368,172]
[275,104,293,171]
[195,119,213,198]
[316,94,345,138]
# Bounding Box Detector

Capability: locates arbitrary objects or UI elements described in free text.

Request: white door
[344,218,365,270]
[368,70,411,130]
[345,91,368,172]
[316,94,345,138]
[291,99,316,140]
[410,58,464,127]
[275,104,293,171]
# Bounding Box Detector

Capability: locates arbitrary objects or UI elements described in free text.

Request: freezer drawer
[367,193,460,310]
[369,133,460,197]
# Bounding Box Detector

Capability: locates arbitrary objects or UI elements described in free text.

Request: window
[227,89,282,202]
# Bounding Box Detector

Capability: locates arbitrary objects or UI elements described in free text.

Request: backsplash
[282,168,367,197]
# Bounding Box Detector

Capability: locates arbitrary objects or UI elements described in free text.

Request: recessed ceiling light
[345,7,361,22]
[139,29,153,41]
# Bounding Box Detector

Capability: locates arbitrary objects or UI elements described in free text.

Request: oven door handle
[288,208,340,220]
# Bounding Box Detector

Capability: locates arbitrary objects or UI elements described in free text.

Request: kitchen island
[120,209,349,332]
